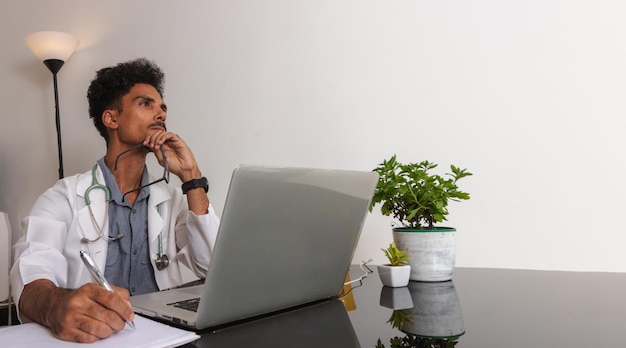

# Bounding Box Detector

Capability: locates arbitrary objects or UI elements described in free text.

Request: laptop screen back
[195,165,378,329]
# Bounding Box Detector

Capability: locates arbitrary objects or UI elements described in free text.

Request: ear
[102,110,119,130]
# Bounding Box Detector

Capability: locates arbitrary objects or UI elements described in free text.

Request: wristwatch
[182,177,209,194]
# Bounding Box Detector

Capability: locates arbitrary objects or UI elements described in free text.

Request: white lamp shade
[25,31,79,62]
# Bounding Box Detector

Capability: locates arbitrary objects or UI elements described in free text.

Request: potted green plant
[378,243,412,287]
[370,155,472,281]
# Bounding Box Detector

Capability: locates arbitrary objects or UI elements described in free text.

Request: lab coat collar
[76,164,172,207]
[75,164,173,264]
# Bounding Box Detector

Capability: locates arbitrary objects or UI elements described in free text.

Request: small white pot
[379,286,414,310]
[377,264,411,287]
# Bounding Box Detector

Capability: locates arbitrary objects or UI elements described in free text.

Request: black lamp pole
[43,59,65,179]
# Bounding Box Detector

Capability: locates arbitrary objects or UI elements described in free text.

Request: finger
[74,285,130,330]
[49,305,117,342]
[83,303,127,333]
[48,313,101,343]
[52,326,100,343]
[143,129,167,148]
[145,130,177,148]
[89,285,135,323]
[111,286,135,320]
[151,135,188,164]
[76,314,120,339]
[111,284,131,301]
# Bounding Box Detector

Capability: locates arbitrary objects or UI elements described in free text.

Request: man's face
[112,83,168,146]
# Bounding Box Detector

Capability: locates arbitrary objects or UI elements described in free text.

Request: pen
[79,250,135,329]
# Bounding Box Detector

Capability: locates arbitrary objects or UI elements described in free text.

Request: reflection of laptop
[131,165,378,330]
[194,299,360,347]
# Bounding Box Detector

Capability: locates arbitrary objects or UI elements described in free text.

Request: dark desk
[190,265,626,347]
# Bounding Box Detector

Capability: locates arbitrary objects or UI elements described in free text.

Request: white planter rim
[393,226,456,233]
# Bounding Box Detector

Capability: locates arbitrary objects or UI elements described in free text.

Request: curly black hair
[87,58,165,142]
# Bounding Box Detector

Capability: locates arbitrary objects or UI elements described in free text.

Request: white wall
[1,0,625,272]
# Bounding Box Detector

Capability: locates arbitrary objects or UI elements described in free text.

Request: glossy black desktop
[188,264,626,347]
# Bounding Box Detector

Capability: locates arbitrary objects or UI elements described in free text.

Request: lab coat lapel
[148,183,171,246]
[148,183,180,289]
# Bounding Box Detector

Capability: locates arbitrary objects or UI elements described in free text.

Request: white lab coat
[10,164,220,322]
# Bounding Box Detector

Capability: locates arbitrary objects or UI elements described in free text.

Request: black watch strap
[182,177,209,194]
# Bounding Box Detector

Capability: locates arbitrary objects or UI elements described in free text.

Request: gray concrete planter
[392,227,456,282]
[401,280,465,339]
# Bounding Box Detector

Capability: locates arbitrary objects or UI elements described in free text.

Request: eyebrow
[134,95,167,112]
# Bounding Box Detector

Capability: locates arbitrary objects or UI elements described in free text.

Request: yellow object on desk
[339,273,357,311]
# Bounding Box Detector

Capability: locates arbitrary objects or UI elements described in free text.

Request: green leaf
[381,243,411,265]
[369,156,471,229]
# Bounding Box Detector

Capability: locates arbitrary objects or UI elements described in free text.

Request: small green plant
[370,155,472,229]
[386,309,413,329]
[382,243,411,266]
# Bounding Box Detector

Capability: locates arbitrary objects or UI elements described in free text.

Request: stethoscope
[82,164,170,270]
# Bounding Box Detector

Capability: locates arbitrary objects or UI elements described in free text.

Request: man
[10,58,220,342]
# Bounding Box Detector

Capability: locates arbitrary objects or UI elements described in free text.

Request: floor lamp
[25,31,79,179]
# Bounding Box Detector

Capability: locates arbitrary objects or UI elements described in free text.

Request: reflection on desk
[191,299,358,348]
[183,265,626,348]
[377,281,464,347]
[349,265,626,348]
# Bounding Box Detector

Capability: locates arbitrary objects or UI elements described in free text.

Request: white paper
[0,315,199,348]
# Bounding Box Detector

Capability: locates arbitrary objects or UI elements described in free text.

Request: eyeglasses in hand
[114,144,170,202]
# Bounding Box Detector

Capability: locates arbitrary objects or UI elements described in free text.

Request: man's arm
[143,131,209,215]
[179,169,210,215]
[19,279,135,343]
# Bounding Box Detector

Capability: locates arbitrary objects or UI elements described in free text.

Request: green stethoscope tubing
[83,164,169,270]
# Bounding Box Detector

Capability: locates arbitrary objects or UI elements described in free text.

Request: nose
[155,107,167,122]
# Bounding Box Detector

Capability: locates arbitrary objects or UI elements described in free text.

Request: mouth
[149,122,167,131]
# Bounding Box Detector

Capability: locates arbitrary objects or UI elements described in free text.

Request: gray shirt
[98,158,159,295]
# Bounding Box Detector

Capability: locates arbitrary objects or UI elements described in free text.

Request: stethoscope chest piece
[156,253,169,270]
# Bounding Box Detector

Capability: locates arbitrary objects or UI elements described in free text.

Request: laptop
[131,165,378,330]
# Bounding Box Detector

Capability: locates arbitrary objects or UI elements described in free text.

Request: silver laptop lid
[196,165,378,329]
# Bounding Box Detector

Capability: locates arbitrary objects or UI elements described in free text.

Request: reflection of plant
[378,309,461,348]
[387,309,413,329]
[375,335,460,348]
[382,243,411,266]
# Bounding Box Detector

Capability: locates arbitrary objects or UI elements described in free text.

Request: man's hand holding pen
[18,279,135,343]
[80,250,136,330]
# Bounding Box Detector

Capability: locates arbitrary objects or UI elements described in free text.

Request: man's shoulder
[39,170,90,199]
